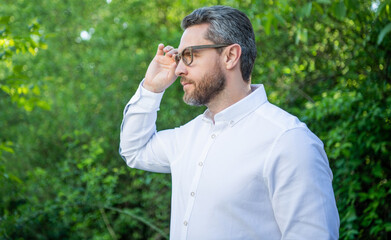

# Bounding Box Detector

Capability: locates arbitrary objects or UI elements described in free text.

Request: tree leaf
[375,1,389,19]
[377,22,391,45]
[313,2,324,14]
[0,16,11,25]
[274,13,287,26]
[316,0,331,4]
[335,1,347,20]
[299,2,313,18]
[304,2,313,17]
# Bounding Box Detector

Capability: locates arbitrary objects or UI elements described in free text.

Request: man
[120,5,339,240]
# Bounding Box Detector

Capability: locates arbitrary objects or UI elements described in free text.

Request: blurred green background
[1,0,390,239]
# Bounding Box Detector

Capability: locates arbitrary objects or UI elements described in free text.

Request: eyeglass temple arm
[190,44,230,50]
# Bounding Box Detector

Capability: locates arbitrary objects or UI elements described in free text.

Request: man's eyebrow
[177,45,190,53]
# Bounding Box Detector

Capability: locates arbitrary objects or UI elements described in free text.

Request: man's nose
[175,59,188,76]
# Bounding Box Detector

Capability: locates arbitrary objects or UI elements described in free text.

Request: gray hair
[181,5,257,82]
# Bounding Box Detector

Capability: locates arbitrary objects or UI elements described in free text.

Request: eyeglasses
[175,44,229,66]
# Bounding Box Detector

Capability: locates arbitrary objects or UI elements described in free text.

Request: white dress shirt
[120,82,340,240]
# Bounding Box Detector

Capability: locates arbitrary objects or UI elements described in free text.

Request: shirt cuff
[125,79,165,113]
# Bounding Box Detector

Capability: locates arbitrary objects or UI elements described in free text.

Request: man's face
[175,24,226,106]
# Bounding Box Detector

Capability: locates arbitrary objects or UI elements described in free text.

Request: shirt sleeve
[264,127,340,240]
[119,80,174,173]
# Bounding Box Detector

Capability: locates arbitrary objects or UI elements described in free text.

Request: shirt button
[198,162,203,167]
[211,133,216,139]
[230,120,234,126]
[190,192,195,197]
[184,221,188,226]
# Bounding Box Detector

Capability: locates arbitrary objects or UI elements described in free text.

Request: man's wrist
[142,79,165,93]
[140,79,165,97]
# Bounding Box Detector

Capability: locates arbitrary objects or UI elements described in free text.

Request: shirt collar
[202,84,268,125]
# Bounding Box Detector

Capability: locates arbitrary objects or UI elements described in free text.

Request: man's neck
[206,80,252,122]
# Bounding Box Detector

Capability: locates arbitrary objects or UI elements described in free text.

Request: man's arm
[264,127,340,239]
[119,44,178,173]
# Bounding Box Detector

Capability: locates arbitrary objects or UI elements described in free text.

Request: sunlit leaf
[9,174,23,184]
[0,144,14,154]
[377,22,391,45]
[303,2,312,17]
[264,13,273,35]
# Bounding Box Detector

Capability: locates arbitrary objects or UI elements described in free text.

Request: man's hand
[144,44,178,93]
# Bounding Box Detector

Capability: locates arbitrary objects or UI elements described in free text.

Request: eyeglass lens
[175,48,192,66]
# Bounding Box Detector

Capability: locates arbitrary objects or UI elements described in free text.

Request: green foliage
[0,14,49,111]
[0,3,50,189]
[0,0,390,239]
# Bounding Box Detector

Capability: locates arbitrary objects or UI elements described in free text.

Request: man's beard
[181,67,226,106]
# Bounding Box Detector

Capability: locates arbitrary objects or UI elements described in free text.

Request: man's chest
[171,123,275,203]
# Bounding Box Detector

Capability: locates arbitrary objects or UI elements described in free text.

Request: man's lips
[180,79,193,87]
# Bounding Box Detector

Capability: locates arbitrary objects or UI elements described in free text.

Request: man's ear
[223,44,241,70]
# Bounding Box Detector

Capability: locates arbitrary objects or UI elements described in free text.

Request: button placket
[181,134,216,239]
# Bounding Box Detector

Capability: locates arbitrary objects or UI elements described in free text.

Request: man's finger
[164,45,174,52]
[165,48,178,58]
[156,43,165,56]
